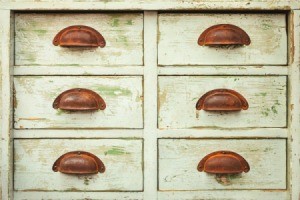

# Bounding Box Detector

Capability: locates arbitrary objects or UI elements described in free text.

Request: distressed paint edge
[0,2,297,11]
[1,9,14,200]
[288,10,300,200]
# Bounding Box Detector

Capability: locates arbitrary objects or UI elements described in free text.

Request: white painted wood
[15,13,143,66]
[143,11,158,200]
[14,191,143,200]
[158,76,287,129]
[158,128,288,139]
[0,1,298,10]
[14,76,143,129]
[159,139,286,190]
[158,190,289,200]
[1,10,13,200]
[0,9,2,198]
[158,66,288,75]
[158,13,287,66]
[14,139,143,191]
[288,10,300,200]
[14,129,143,139]
[14,65,144,75]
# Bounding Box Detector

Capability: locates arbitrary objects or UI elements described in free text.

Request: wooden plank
[158,128,288,138]
[158,190,289,200]
[1,9,13,200]
[158,13,287,66]
[0,1,298,10]
[14,191,143,200]
[288,10,300,200]
[0,8,2,198]
[15,13,143,66]
[14,65,144,75]
[14,76,143,129]
[143,11,158,200]
[158,139,286,190]
[14,129,143,139]
[158,76,287,129]
[158,66,288,75]
[14,139,143,191]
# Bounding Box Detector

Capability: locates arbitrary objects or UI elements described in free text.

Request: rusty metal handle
[198,24,251,46]
[53,88,106,111]
[53,25,106,47]
[196,89,248,111]
[53,151,105,174]
[197,151,250,174]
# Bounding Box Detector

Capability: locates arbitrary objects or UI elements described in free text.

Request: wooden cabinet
[1,2,300,200]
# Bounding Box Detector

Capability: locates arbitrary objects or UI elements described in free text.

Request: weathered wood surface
[158,13,287,66]
[14,191,143,200]
[0,11,2,198]
[15,13,143,66]
[0,1,298,10]
[14,76,143,129]
[158,191,289,200]
[158,76,287,129]
[14,139,143,191]
[159,139,286,190]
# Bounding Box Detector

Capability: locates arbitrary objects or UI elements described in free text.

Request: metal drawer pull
[197,151,250,174]
[53,25,106,47]
[52,151,105,174]
[53,88,106,111]
[198,24,251,46]
[196,89,248,111]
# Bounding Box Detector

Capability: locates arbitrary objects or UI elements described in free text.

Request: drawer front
[158,76,286,129]
[15,13,143,66]
[14,139,143,191]
[14,76,143,129]
[159,139,286,190]
[158,13,287,66]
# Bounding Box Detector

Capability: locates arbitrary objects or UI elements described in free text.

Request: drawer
[14,76,143,129]
[158,139,286,190]
[158,76,286,129]
[15,13,143,66]
[158,13,287,66]
[14,139,143,191]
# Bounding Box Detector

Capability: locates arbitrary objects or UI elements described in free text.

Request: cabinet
[1,1,300,200]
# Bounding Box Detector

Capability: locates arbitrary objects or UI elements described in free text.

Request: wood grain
[159,139,286,190]
[158,76,287,129]
[14,76,143,129]
[14,139,143,191]
[15,13,143,66]
[158,13,287,65]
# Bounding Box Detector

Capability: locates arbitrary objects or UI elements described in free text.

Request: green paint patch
[261,23,272,30]
[233,78,239,81]
[256,92,267,97]
[56,109,66,116]
[126,20,133,25]
[271,105,278,114]
[261,108,270,117]
[111,18,120,27]
[33,29,47,36]
[104,147,129,156]
[92,85,132,97]
[264,147,272,152]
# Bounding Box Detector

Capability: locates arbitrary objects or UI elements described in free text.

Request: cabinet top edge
[0,2,299,11]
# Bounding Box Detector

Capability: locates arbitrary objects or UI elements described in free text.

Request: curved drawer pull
[198,24,251,46]
[52,151,105,174]
[197,151,250,174]
[53,25,106,47]
[196,89,248,111]
[53,88,106,111]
